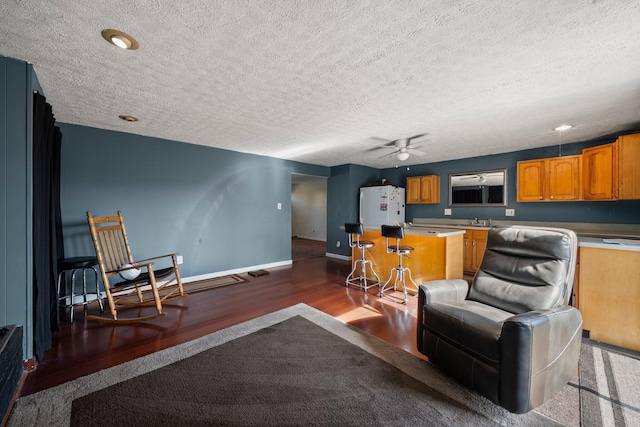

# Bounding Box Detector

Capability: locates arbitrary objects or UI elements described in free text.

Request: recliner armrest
[500,305,583,413]
[417,279,470,357]
[418,279,469,305]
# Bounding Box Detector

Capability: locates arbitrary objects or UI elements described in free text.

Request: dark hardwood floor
[291,237,326,261]
[20,254,424,397]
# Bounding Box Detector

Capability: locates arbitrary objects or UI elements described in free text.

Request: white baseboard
[325,252,351,261]
[108,260,293,296]
[182,260,292,283]
[292,235,326,242]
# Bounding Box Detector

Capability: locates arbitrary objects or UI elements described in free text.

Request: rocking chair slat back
[88,212,134,276]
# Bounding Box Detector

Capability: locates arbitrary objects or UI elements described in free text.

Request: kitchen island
[352,226,465,294]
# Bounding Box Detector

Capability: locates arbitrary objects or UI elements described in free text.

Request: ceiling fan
[460,173,489,183]
[456,172,504,185]
[373,133,429,161]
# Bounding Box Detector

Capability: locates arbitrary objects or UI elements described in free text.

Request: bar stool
[379,225,418,304]
[57,256,104,322]
[345,223,381,291]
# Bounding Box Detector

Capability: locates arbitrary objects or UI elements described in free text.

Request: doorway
[291,173,327,261]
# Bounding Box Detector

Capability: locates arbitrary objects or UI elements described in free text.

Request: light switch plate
[444,208,452,216]
[505,208,515,217]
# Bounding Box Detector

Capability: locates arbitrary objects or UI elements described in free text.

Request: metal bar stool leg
[69,269,78,323]
[92,266,104,313]
[379,225,418,305]
[344,223,380,291]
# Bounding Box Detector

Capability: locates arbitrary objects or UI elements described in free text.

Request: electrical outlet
[444,208,452,216]
[177,255,184,264]
[505,208,515,217]
[277,202,282,210]
[336,241,341,248]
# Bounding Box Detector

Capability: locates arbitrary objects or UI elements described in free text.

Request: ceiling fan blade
[377,152,397,159]
[409,148,427,156]
[407,133,427,141]
[408,133,430,144]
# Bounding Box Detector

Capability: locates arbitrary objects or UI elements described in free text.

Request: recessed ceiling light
[554,125,572,131]
[119,115,138,122]
[101,29,139,50]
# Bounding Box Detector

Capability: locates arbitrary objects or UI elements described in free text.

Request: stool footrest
[379,265,418,305]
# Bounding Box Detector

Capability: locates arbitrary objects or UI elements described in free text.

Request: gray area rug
[9,304,559,426]
[578,340,640,426]
[11,303,636,426]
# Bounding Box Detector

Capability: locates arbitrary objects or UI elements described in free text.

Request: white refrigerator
[359,185,406,227]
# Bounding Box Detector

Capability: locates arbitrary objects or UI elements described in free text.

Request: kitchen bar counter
[363,225,466,237]
[352,226,464,293]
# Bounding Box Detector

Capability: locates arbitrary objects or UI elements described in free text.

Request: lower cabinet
[579,246,640,352]
[463,229,488,275]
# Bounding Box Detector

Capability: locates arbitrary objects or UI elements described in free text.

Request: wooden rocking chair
[86,211,187,323]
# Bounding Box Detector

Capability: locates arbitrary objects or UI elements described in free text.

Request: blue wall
[378,136,640,225]
[60,124,329,278]
[327,164,380,257]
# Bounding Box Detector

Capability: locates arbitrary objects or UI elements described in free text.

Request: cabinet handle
[550,195,554,199]
[539,196,543,200]
[472,240,476,247]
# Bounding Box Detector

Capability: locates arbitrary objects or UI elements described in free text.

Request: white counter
[363,225,465,238]
[578,236,640,252]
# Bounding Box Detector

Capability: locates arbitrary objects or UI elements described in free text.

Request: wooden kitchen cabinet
[582,143,617,200]
[579,246,640,352]
[516,160,545,202]
[618,133,640,199]
[406,175,440,204]
[463,229,488,275]
[583,133,640,200]
[516,155,582,202]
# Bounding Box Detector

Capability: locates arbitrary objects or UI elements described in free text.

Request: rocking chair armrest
[132,253,179,264]
[108,261,154,275]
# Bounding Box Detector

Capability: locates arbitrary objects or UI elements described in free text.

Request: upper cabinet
[517,133,640,203]
[619,134,640,199]
[517,155,582,202]
[583,143,617,200]
[583,134,640,200]
[407,175,440,204]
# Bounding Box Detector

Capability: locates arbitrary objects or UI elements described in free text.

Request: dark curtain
[452,188,482,204]
[32,92,62,362]
[487,186,504,204]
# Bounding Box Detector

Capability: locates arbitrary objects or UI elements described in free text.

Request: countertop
[362,225,465,238]
[410,218,640,251]
[577,236,640,252]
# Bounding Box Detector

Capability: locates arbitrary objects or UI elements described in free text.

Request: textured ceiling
[1,1,640,168]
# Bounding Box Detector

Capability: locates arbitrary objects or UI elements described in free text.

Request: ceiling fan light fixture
[396,151,410,161]
[102,29,139,50]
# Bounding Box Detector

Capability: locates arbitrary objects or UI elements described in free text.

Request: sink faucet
[472,218,480,225]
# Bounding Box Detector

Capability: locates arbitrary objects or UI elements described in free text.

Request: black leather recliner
[417,226,582,414]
